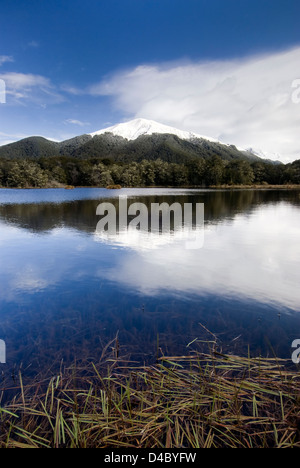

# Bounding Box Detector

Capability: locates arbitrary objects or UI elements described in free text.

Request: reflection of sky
[0,187,197,205]
[0,224,95,301]
[0,200,299,313]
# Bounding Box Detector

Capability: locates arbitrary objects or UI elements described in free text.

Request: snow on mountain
[89,119,280,162]
[246,147,282,163]
[90,118,219,144]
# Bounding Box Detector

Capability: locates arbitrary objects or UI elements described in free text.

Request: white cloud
[0,72,50,89]
[90,47,300,162]
[0,72,64,105]
[60,84,84,95]
[27,41,39,48]
[0,56,14,66]
[65,119,91,127]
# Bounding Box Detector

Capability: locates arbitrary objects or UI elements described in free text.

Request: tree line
[0,155,299,188]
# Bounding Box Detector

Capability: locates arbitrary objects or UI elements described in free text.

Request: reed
[0,346,299,448]
[106,185,122,190]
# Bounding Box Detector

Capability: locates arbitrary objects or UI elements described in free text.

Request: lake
[0,187,300,377]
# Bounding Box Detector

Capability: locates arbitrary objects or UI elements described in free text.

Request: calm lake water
[0,187,300,376]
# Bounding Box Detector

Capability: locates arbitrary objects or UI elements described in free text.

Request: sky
[0,0,300,162]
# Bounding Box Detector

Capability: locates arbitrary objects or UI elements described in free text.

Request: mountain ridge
[0,118,279,164]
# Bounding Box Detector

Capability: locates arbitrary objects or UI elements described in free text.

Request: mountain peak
[90,118,219,143]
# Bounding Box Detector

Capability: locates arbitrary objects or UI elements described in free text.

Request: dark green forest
[0,155,299,188]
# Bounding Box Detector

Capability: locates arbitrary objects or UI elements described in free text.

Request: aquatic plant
[0,344,299,448]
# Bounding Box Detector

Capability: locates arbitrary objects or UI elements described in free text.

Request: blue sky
[0,0,300,161]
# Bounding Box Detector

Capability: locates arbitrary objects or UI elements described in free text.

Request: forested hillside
[0,121,298,188]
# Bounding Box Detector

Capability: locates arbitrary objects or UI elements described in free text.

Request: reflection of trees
[0,190,299,234]
[0,201,99,233]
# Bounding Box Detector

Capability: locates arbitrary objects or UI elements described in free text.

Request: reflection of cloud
[12,265,50,292]
[1,200,300,314]
[96,204,300,311]
[95,226,204,251]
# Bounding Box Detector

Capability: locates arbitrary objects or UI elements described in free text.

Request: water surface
[0,188,299,375]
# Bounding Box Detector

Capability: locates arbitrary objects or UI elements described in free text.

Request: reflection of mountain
[0,189,299,234]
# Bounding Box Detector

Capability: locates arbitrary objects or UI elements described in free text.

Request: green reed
[0,344,300,449]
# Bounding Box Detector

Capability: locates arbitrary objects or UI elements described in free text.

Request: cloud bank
[91,47,300,162]
[0,72,64,105]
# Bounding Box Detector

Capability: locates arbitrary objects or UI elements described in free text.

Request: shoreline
[0,184,300,191]
[209,184,300,190]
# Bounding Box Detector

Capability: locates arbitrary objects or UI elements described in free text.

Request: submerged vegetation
[0,155,300,189]
[1,344,300,448]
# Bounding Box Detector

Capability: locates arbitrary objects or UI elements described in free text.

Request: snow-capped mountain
[90,119,285,162]
[90,118,219,144]
[0,117,277,164]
